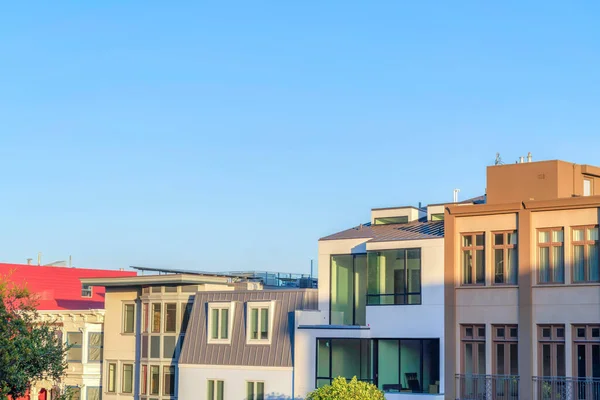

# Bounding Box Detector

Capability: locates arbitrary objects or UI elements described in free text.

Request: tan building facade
[445,160,600,400]
[83,273,245,400]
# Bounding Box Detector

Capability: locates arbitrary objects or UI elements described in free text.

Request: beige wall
[371,207,420,223]
[103,287,139,400]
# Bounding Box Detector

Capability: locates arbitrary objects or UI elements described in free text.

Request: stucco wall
[178,364,296,400]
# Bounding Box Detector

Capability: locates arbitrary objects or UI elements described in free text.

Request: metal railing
[533,376,600,400]
[456,374,519,400]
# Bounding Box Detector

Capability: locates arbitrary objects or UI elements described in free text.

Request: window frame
[86,387,101,400]
[492,324,518,377]
[572,225,599,283]
[572,324,600,380]
[121,363,134,394]
[246,381,265,400]
[163,365,175,396]
[151,303,162,333]
[81,284,93,298]
[164,302,177,333]
[537,227,564,284]
[207,379,225,400]
[492,231,518,285]
[207,302,235,344]
[66,331,83,363]
[122,302,136,334]
[366,249,422,306]
[461,232,486,286]
[461,324,486,375]
[87,332,103,363]
[140,364,148,395]
[330,253,368,326]
[246,301,275,345]
[538,324,566,377]
[107,362,116,393]
[150,365,160,395]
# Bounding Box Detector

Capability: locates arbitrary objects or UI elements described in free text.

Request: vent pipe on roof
[519,156,525,163]
[453,189,460,203]
[26,258,32,265]
[527,152,532,163]
[37,252,42,266]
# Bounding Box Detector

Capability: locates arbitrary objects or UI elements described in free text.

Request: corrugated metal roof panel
[179,289,318,367]
[320,220,444,242]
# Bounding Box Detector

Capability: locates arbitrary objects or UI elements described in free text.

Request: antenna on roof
[494,153,504,165]
[453,189,460,203]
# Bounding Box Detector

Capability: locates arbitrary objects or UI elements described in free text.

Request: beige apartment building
[82,270,246,400]
[445,159,600,400]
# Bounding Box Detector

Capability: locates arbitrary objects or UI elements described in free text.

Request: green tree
[307,377,385,400]
[0,274,69,399]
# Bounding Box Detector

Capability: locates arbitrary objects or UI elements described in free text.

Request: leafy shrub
[307,376,385,400]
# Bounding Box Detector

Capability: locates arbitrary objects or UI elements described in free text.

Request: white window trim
[246,301,275,345]
[207,302,235,344]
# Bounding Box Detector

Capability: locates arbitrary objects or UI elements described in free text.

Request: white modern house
[293,203,451,400]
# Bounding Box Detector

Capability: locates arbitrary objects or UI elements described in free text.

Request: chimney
[27,258,32,265]
[37,252,42,266]
[453,189,460,203]
[519,156,525,163]
[527,152,532,163]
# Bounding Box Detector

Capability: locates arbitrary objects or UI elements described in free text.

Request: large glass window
[462,233,485,285]
[163,336,177,359]
[493,232,518,285]
[367,249,421,305]
[573,226,599,283]
[66,332,82,362]
[493,325,518,376]
[538,228,564,284]
[330,254,367,325]
[376,339,439,393]
[316,339,373,388]
[141,364,148,395]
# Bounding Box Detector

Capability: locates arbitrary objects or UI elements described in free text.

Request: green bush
[307,377,385,400]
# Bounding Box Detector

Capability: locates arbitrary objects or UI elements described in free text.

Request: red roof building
[0,263,136,310]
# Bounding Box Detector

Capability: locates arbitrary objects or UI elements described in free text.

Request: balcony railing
[533,376,600,400]
[455,374,519,400]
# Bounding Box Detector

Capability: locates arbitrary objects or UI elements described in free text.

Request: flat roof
[81,274,235,287]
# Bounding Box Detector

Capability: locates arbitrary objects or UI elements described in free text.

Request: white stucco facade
[178,364,297,400]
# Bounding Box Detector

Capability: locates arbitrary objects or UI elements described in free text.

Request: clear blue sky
[1,1,599,274]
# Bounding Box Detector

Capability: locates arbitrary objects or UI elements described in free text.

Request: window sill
[207,339,232,345]
[121,332,136,336]
[246,340,271,345]
[534,282,600,288]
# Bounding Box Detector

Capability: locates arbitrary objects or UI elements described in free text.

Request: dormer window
[81,284,92,298]
[207,302,235,344]
[246,301,275,344]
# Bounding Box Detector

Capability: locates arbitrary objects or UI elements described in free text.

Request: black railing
[456,374,519,400]
[533,376,600,400]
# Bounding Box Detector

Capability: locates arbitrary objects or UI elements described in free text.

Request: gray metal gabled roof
[320,219,444,242]
[179,289,318,367]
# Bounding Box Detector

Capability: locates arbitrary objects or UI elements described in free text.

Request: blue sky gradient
[1,1,599,273]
